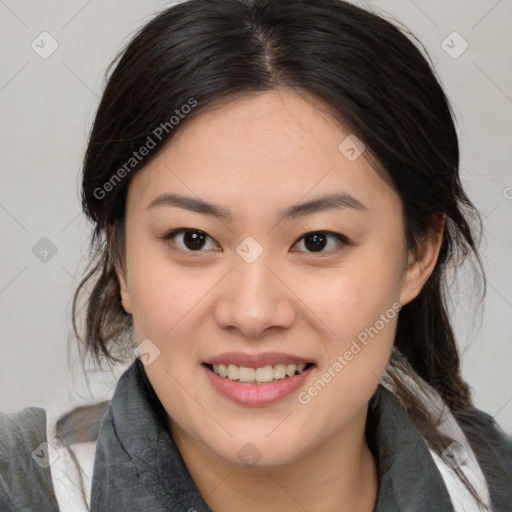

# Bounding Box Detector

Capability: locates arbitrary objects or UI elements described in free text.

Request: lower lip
[203,364,315,406]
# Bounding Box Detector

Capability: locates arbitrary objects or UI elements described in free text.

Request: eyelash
[158,228,349,255]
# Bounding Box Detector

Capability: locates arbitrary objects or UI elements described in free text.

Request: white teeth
[286,364,296,377]
[273,364,287,379]
[255,366,274,383]
[227,364,239,380]
[238,366,256,382]
[210,362,310,383]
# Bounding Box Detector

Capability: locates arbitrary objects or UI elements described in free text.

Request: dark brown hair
[64,0,508,508]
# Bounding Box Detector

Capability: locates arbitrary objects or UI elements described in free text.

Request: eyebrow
[146,192,367,220]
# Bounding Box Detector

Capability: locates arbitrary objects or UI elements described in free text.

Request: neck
[168,406,378,512]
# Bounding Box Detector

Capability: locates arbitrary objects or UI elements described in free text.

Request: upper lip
[203,351,315,368]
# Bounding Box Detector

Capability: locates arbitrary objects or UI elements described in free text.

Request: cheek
[124,238,192,340]
[295,254,403,342]
[289,243,403,402]
[295,269,400,431]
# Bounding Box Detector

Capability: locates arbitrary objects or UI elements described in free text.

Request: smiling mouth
[203,362,315,385]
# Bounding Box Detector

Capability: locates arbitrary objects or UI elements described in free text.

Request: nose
[212,253,297,338]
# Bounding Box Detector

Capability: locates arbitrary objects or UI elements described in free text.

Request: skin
[115,87,444,512]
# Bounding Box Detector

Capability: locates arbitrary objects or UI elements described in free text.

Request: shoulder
[457,405,512,468]
[0,406,60,511]
[0,401,109,512]
[377,367,511,511]
[457,406,512,510]
[46,400,109,512]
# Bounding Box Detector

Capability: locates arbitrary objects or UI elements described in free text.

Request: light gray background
[1,0,511,434]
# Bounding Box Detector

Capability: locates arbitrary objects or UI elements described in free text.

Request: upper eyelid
[161,228,220,249]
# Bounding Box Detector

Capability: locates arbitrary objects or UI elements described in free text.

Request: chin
[201,430,307,469]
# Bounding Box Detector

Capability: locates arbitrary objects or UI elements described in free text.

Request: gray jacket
[1,358,511,511]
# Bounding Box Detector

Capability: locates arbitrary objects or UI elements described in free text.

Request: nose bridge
[235,249,275,300]
[213,246,296,336]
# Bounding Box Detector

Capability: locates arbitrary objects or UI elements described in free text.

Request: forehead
[126,88,401,221]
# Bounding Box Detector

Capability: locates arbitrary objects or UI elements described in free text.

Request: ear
[116,261,132,315]
[399,214,445,307]
[106,225,132,315]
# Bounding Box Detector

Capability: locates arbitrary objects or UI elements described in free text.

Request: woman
[1,0,510,511]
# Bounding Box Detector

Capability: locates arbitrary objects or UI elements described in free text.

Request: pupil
[184,231,205,250]
[305,233,326,251]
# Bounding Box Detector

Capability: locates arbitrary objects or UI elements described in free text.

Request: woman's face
[117,88,440,467]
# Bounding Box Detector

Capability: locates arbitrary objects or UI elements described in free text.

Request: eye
[159,228,219,253]
[291,231,348,254]
[159,228,349,255]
